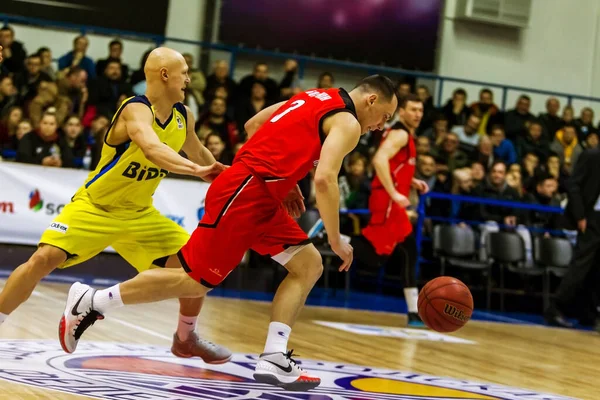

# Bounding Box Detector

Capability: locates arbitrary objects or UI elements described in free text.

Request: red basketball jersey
[371,121,416,196]
[235,88,357,201]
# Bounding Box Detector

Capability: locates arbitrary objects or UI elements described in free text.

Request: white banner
[0,162,209,250]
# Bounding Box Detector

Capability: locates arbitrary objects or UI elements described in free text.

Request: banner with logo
[0,162,209,250]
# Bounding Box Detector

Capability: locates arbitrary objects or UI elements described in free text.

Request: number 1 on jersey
[270,100,306,123]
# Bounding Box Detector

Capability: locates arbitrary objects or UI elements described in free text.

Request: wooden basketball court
[0,280,596,400]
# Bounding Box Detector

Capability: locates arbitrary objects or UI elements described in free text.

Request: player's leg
[111,213,231,363]
[389,233,423,327]
[0,198,115,327]
[251,210,323,390]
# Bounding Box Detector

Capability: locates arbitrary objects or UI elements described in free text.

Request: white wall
[437,0,600,116]
[163,0,206,63]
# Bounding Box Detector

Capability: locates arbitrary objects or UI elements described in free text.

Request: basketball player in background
[0,47,233,363]
[354,94,428,327]
[59,75,398,391]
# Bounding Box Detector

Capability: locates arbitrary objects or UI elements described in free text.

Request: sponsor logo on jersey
[0,340,567,400]
[177,114,184,129]
[122,162,169,181]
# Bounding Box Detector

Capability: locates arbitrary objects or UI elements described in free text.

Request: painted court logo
[0,340,571,400]
[29,189,43,212]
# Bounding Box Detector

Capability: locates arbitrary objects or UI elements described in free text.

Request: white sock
[404,287,419,313]
[263,321,291,354]
[177,314,197,341]
[93,285,124,315]
[0,312,7,325]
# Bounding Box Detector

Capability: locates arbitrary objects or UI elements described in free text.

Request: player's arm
[314,112,361,271]
[181,105,217,166]
[244,101,286,138]
[122,103,217,179]
[372,129,410,206]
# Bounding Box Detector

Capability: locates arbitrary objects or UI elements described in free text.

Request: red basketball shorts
[361,188,412,256]
[178,162,309,287]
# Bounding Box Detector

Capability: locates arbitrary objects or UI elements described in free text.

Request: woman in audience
[506,169,524,197]
[470,161,486,189]
[17,111,73,168]
[61,115,86,159]
[0,105,23,149]
[37,47,56,80]
[585,132,599,149]
[13,119,32,150]
[205,132,233,165]
[339,152,371,234]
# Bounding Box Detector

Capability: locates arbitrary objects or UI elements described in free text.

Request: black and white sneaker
[254,350,321,391]
[58,282,104,353]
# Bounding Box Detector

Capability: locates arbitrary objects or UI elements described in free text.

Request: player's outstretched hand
[283,184,306,219]
[194,162,227,182]
[331,237,353,272]
[391,191,410,208]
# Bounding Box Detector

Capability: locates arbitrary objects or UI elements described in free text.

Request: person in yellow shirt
[0,47,232,363]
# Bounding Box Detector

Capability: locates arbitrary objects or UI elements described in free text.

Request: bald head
[144,47,186,82]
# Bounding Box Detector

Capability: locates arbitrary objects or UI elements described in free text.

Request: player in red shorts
[59,75,399,391]
[353,93,429,327]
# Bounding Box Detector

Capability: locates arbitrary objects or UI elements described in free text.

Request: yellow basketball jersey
[77,96,187,211]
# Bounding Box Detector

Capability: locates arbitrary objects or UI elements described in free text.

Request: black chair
[487,231,527,311]
[433,224,493,308]
[297,210,349,297]
[534,236,573,310]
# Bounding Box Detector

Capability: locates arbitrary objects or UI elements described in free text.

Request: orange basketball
[417,276,473,333]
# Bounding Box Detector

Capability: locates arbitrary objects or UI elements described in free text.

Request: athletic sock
[177,314,197,341]
[0,312,7,325]
[263,321,291,354]
[93,285,124,315]
[404,287,419,313]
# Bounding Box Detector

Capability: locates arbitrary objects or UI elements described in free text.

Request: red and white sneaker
[58,282,104,353]
[253,350,321,391]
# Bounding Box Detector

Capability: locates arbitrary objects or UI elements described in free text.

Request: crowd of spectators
[0,26,597,239]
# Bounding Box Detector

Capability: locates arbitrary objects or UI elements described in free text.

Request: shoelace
[285,349,304,371]
[74,310,103,340]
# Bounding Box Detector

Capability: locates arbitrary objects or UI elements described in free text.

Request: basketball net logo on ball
[418,276,473,333]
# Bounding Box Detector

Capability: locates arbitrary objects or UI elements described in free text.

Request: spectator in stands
[521,151,539,193]
[13,118,32,149]
[416,136,431,155]
[317,72,334,89]
[470,88,500,134]
[37,47,55,80]
[470,161,486,189]
[57,67,89,122]
[504,95,535,142]
[397,81,412,97]
[451,167,479,221]
[130,49,153,90]
[29,81,70,127]
[474,135,494,169]
[452,114,481,146]
[415,153,451,217]
[236,81,270,135]
[490,125,517,166]
[576,107,597,142]
[416,85,435,134]
[542,153,568,194]
[204,60,237,105]
[17,111,73,168]
[196,97,239,148]
[0,75,18,116]
[279,59,302,100]
[421,113,448,150]
[205,132,233,165]
[61,115,86,160]
[181,52,206,120]
[205,84,235,120]
[95,39,129,81]
[516,120,550,161]
[0,105,22,150]
[436,132,470,173]
[506,169,523,197]
[585,131,599,149]
[238,62,278,103]
[58,35,96,79]
[88,114,109,170]
[562,105,575,124]
[441,88,469,128]
[339,152,371,233]
[523,172,561,231]
[551,123,582,174]
[539,97,562,140]
[14,53,53,104]
[92,59,132,118]
[0,25,27,75]
[475,161,521,226]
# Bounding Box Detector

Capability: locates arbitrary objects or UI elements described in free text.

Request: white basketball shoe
[254,350,321,391]
[58,282,104,353]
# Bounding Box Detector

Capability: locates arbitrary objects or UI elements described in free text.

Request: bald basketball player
[60,75,398,391]
[0,47,232,363]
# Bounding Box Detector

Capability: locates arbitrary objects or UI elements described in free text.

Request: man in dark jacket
[523,173,562,231]
[475,161,521,226]
[504,95,535,142]
[545,148,600,332]
[0,26,26,75]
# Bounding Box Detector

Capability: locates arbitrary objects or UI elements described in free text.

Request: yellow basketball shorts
[39,194,190,272]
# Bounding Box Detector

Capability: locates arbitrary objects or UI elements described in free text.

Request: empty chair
[487,231,527,311]
[433,224,493,308]
[534,237,573,310]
